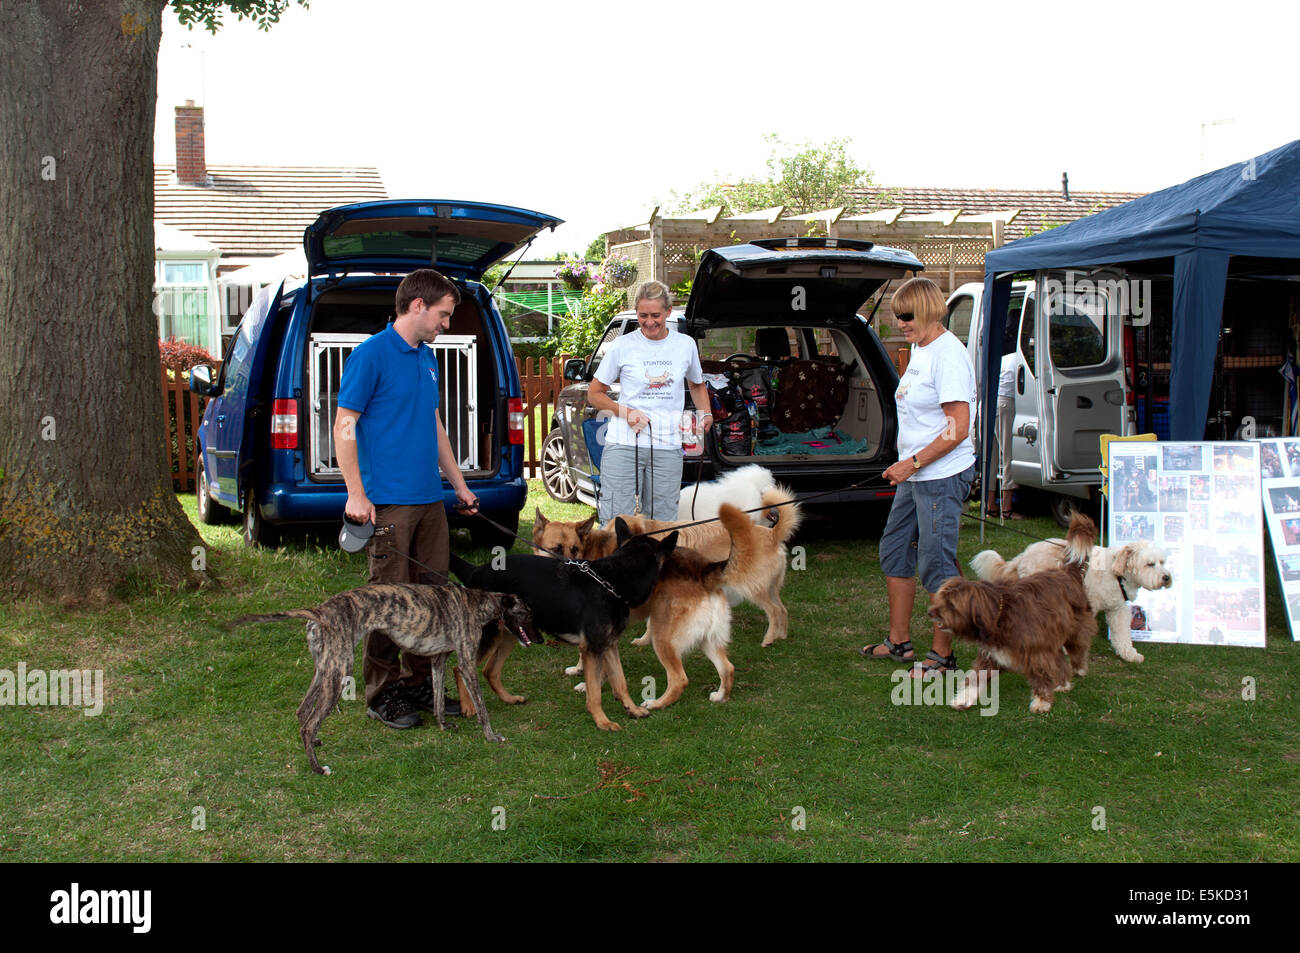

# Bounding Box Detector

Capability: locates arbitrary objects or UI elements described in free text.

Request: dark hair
[396,269,461,315]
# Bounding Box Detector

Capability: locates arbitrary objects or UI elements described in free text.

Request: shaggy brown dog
[929,513,1098,714]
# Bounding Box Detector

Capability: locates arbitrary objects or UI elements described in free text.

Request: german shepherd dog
[534,501,794,709]
[535,485,802,647]
[233,584,538,774]
[449,518,678,731]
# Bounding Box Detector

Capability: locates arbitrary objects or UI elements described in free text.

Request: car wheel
[469,511,520,551]
[541,428,578,502]
[242,487,281,548]
[195,456,231,525]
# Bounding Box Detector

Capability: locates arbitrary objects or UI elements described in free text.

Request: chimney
[175,100,208,186]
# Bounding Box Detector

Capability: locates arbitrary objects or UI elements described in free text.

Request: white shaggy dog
[676,464,776,522]
[970,538,1173,663]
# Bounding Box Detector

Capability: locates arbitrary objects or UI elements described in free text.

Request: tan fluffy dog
[971,532,1172,664]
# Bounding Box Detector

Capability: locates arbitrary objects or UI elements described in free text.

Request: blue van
[189,199,562,548]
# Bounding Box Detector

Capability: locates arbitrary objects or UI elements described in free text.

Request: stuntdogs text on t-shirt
[594,329,704,449]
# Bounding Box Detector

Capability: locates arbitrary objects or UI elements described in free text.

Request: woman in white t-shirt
[860,277,977,678]
[588,281,713,521]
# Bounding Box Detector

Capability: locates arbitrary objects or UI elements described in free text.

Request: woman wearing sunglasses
[860,276,977,678]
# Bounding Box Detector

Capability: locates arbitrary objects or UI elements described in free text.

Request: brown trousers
[362,502,450,705]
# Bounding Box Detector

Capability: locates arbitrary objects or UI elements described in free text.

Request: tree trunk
[0,1,209,605]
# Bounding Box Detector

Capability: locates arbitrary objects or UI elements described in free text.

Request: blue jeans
[878,465,975,593]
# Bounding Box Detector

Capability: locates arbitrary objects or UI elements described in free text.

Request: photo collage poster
[1106,441,1266,648]
[1256,439,1300,640]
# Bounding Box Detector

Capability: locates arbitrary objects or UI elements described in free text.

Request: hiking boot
[366,685,422,729]
[403,677,461,717]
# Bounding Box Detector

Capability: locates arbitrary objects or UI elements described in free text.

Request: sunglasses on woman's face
[895,312,915,322]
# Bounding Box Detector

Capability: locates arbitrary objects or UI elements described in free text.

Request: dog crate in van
[308,332,480,476]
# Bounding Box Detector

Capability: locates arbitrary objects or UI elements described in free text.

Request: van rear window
[322,232,499,266]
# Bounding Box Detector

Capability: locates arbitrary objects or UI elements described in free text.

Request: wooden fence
[162,369,206,492]
[515,354,573,478]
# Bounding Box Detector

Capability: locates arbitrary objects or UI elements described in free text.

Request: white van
[945,274,1137,523]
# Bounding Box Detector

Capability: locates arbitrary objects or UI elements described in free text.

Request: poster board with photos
[1106,441,1265,648]
[1256,439,1300,641]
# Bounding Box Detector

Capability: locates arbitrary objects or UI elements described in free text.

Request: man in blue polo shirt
[334,269,479,729]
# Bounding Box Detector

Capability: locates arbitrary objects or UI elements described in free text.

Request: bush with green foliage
[541,287,626,358]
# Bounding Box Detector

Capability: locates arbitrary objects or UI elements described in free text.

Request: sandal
[859,638,915,661]
[1001,509,1027,521]
[910,650,957,679]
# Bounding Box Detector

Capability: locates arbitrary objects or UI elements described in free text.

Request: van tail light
[271,399,298,449]
[507,398,525,446]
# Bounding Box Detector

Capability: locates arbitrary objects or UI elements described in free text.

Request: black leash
[960,510,1061,545]
[633,419,654,517]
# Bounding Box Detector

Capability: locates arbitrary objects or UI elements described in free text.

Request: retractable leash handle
[339,514,374,553]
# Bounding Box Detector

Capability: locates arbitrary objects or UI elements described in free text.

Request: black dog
[450,518,677,731]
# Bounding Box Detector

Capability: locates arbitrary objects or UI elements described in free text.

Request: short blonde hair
[890,277,946,329]
[634,280,672,311]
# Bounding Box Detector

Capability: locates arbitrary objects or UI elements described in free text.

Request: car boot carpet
[754,427,868,456]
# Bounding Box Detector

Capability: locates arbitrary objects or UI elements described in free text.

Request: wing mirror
[189,364,219,397]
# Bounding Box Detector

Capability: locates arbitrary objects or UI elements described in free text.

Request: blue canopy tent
[978,139,1300,507]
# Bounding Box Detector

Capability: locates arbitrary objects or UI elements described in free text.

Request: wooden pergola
[602,204,1022,313]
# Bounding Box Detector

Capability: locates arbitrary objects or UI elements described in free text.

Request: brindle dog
[234,584,538,775]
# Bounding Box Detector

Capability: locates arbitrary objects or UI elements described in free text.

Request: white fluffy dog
[970,537,1173,663]
[676,464,776,522]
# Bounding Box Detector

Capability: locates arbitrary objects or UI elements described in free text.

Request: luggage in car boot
[773,357,850,433]
[733,364,779,440]
[716,400,757,456]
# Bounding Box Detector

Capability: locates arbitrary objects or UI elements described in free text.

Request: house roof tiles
[852,185,1146,238]
[154,164,387,258]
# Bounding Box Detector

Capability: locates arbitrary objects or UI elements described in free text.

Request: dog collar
[564,559,624,602]
[1117,574,1134,602]
[977,592,1006,641]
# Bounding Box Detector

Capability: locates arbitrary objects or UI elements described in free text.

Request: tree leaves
[171,0,308,33]
[668,134,884,216]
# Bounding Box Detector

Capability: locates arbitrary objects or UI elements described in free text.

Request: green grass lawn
[2,484,1298,861]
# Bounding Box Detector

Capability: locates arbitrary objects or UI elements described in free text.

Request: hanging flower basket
[555,259,593,290]
[601,253,638,289]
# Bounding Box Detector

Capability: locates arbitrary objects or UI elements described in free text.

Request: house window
[156,260,213,354]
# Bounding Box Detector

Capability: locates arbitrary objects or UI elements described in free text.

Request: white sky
[155,0,1300,258]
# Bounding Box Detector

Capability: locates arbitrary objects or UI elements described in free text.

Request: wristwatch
[911,454,921,470]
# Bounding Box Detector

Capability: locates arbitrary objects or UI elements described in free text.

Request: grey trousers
[597,443,684,523]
